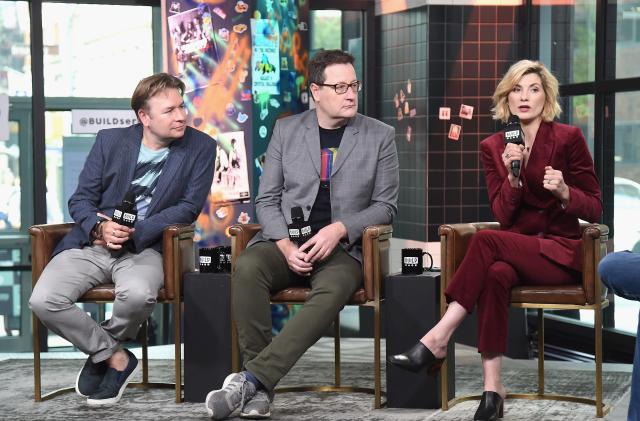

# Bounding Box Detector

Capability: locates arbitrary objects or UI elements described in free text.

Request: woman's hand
[502,143,525,186]
[543,166,570,205]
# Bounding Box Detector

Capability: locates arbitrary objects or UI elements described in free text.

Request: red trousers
[444,230,581,354]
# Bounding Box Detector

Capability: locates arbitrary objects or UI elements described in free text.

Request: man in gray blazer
[29,73,216,406]
[206,50,399,420]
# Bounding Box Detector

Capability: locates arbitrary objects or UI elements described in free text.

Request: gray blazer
[250,109,399,262]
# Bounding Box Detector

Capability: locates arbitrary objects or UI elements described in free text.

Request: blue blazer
[54,124,216,256]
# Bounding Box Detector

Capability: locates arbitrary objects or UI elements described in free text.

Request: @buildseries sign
[71,109,138,134]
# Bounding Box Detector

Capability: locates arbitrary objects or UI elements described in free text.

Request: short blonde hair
[491,60,562,123]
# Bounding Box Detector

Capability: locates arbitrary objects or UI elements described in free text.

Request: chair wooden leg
[595,307,604,417]
[537,309,544,395]
[33,314,42,402]
[334,314,341,387]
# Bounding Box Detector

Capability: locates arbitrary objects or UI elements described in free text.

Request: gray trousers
[233,241,362,391]
[29,245,163,363]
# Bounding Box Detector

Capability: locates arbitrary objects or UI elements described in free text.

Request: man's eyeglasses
[316,81,362,95]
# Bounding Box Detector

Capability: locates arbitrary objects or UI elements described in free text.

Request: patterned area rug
[1,358,630,420]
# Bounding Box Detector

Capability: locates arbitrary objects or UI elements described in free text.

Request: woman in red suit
[388,60,602,420]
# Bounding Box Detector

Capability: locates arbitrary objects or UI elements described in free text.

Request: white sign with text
[71,109,138,134]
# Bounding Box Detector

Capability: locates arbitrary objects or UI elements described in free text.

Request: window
[614,0,640,78]
[559,94,595,153]
[41,2,153,97]
[0,1,31,96]
[613,91,640,256]
[45,111,95,224]
[611,91,640,334]
[310,10,342,54]
[538,1,597,84]
[0,122,22,231]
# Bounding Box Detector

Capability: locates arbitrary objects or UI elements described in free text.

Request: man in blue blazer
[29,73,216,405]
[205,50,399,420]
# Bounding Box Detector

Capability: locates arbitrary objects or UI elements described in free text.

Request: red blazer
[480,121,602,271]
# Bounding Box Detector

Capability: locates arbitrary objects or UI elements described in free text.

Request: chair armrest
[162,224,195,300]
[29,223,75,288]
[362,225,393,301]
[580,223,609,305]
[438,222,500,289]
[230,224,261,271]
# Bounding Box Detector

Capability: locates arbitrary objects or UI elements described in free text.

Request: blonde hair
[491,60,562,123]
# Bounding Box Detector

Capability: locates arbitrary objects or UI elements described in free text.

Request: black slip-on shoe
[86,349,139,406]
[75,356,107,397]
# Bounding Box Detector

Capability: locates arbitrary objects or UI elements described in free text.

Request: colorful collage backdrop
[162,0,309,247]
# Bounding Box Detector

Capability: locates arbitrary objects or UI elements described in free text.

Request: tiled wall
[378,8,429,240]
[377,5,523,241]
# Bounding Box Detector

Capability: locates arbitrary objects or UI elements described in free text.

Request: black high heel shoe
[473,391,504,421]
[387,342,445,375]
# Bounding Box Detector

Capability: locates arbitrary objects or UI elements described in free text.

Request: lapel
[145,128,189,216]
[119,124,143,197]
[331,114,360,176]
[523,121,555,204]
[303,111,321,176]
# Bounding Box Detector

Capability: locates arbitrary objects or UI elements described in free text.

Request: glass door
[0,102,33,351]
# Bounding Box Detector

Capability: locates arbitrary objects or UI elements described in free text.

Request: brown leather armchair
[438,222,610,417]
[229,223,392,408]
[30,223,195,403]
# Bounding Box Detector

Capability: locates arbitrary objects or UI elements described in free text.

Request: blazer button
[538,209,544,214]
[306,205,311,210]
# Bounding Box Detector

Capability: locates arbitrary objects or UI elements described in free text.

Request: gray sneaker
[205,372,257,420]
[240,389,274,419]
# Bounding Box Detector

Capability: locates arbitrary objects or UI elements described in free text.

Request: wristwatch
[92,218,106,240]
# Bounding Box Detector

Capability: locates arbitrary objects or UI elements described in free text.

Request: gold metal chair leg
[538,309,544,395]
[374,299,382,409]
[334,314,341,387]
[142,320,149,385]
[174,301,183,403]
[33,314,42,402]
[595,307,604,417]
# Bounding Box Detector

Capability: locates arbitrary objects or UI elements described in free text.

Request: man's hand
[299,221,347,264]
[96,212,135,250]
[276,238,313,276]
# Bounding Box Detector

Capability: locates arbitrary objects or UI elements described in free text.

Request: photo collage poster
[163,0,309,247]
[163,0,255,247]
[251,0,309,190]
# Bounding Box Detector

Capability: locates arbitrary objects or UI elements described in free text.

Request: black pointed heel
[473,391,504,421]
[387,342,445,376]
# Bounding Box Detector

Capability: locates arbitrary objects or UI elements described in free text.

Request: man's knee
[29,283,71,319]
[310,270,362,303]
[598,251,640,293]
[598,254,615,288]
[28,288,47,317]
[116,284,158,309]
[233,249,270,290]
[598,252,632,287]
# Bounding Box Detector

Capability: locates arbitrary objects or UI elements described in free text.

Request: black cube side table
[385,272,455,409]
[183,272,232,402]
